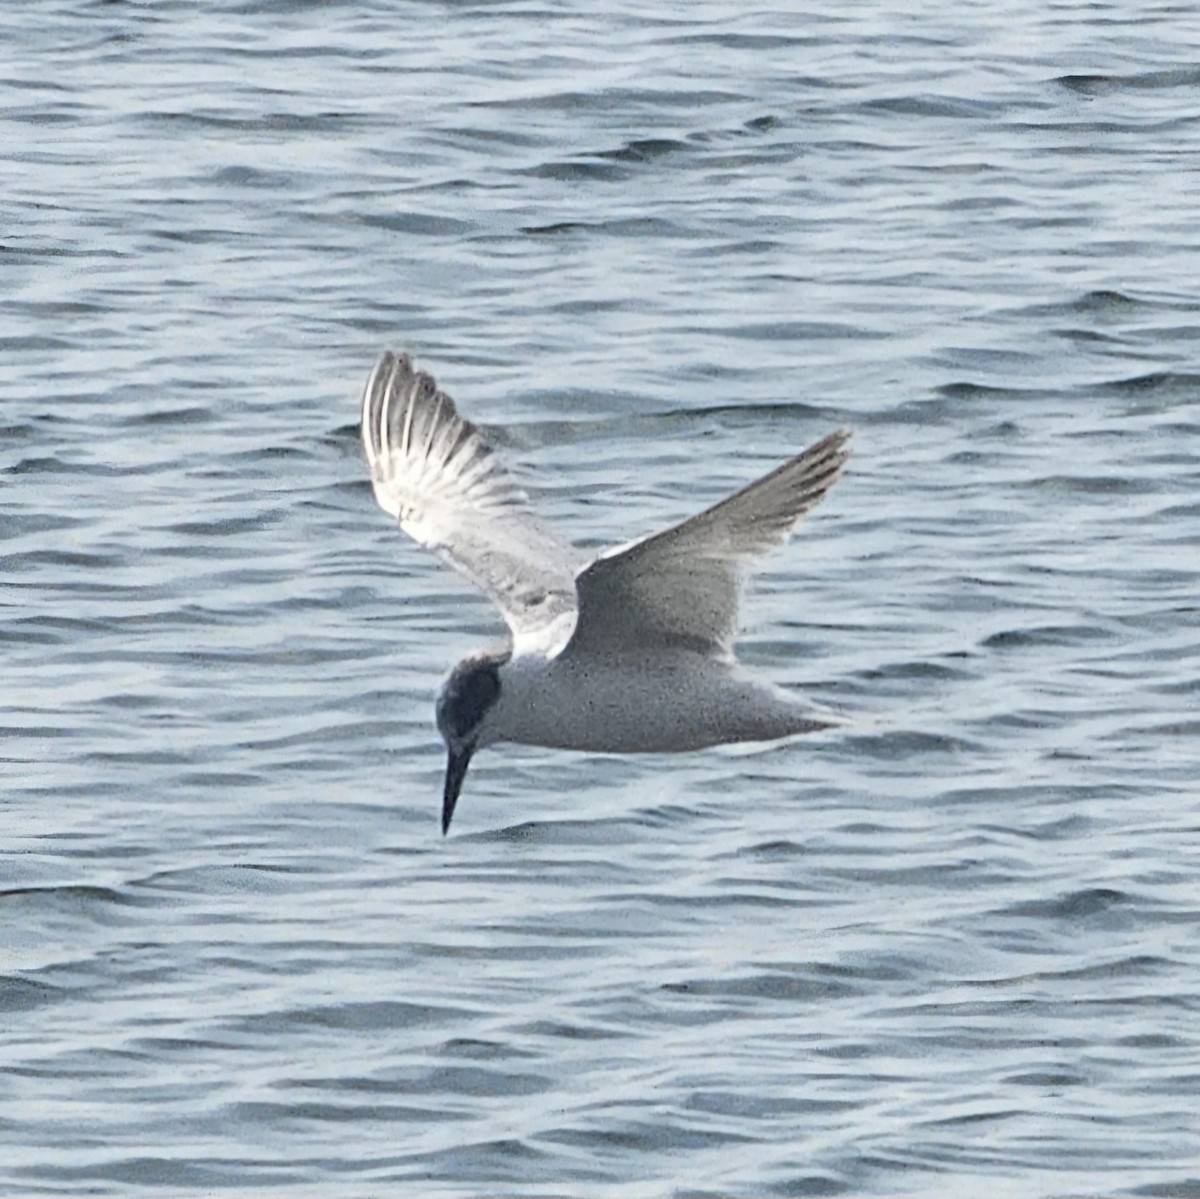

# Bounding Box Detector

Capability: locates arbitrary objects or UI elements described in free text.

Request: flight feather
[567,428,851,658]
[360,352,580,655]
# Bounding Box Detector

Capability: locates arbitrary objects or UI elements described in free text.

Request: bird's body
[360,351,850,832]
[477,647,829,755]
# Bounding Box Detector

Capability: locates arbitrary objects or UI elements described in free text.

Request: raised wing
[361,351,580,656]
[567,428,851,659]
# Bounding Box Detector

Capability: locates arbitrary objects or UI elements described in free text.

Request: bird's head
[435,651,505,834]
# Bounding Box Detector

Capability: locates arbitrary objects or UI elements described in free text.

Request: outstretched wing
[361,351,581,657]
[567,428,851,659]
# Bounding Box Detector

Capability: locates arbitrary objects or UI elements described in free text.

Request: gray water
[4,1,1200,1195]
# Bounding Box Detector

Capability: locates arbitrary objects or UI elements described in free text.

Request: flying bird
[360,351,850,833]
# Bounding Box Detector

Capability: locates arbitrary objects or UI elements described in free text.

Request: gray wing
[361,351,581,657]
[567,429,851,659]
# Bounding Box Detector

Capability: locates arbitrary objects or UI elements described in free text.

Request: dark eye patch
[444,660,501,738]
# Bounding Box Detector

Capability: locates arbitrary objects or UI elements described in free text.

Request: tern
[360,351,851,833]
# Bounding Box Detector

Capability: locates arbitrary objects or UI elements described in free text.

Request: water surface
[3,2,1199,1195]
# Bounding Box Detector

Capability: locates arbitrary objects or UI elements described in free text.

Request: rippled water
[4,1,1200,1195]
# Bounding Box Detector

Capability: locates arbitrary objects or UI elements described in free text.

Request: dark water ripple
[4,0,1200,1195]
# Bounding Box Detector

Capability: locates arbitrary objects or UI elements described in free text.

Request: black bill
[442,745,473,835]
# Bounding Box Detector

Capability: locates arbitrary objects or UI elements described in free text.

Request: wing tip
[806,426,854,480]
[360,349,445,467]
[815,426,854,455]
